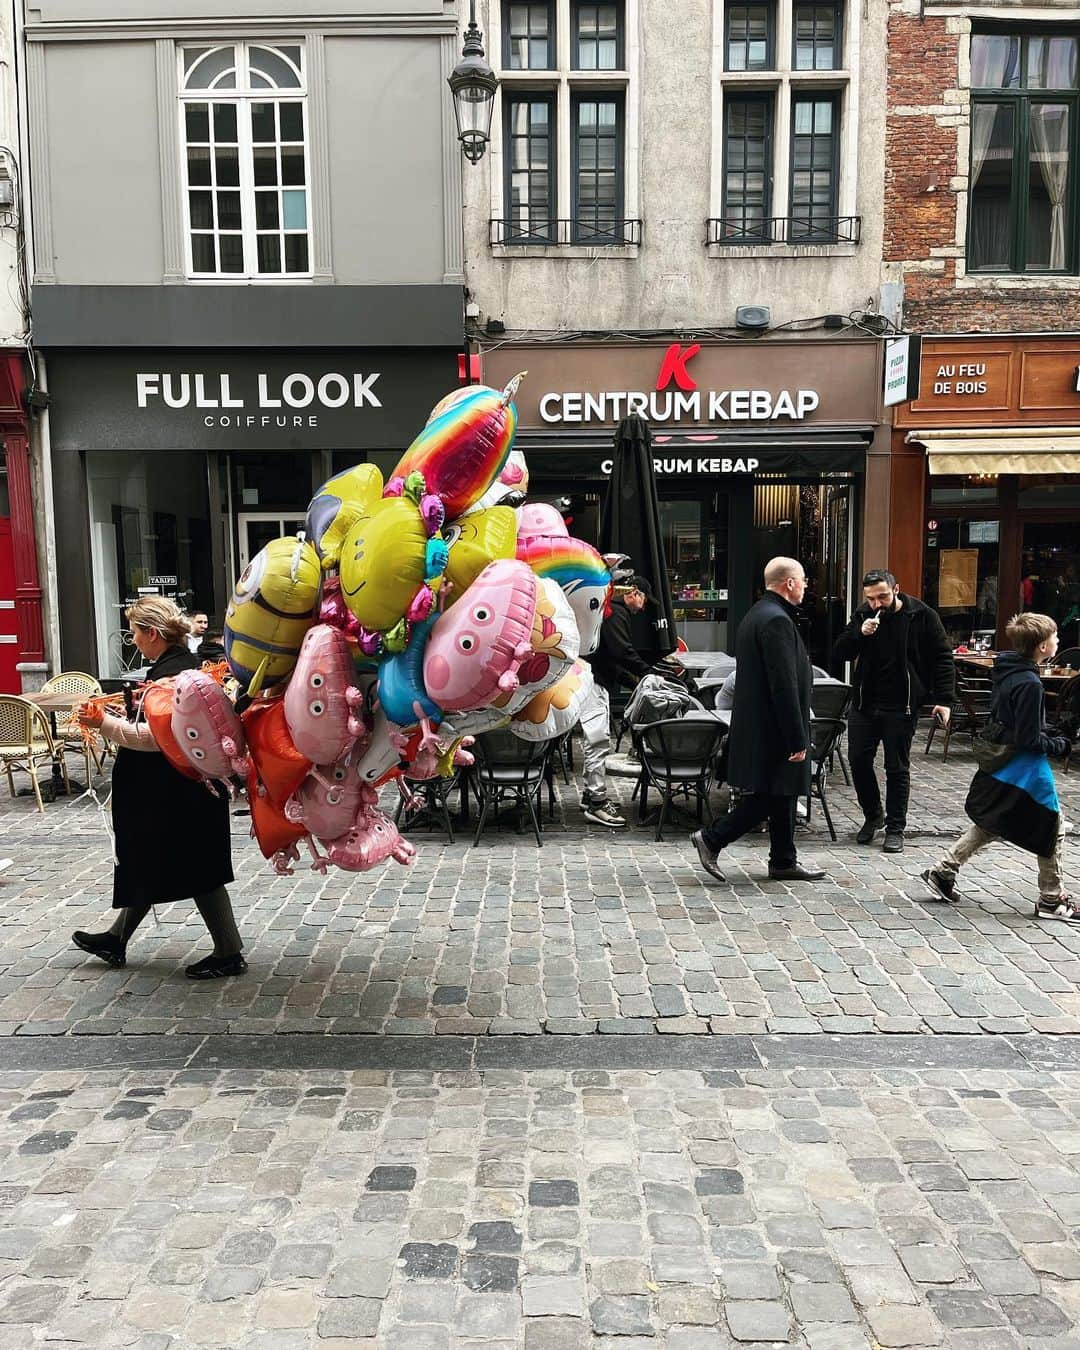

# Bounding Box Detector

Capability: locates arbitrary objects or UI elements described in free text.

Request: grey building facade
[26,0,467,676]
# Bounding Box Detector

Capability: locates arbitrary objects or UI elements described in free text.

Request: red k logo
[655,342,701,392]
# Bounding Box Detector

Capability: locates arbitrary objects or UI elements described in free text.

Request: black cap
[630,574,656,602]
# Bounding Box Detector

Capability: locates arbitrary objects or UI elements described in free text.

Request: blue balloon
[377,616,442,728]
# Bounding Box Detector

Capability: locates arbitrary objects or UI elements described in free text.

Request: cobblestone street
[1,738,1079,1345]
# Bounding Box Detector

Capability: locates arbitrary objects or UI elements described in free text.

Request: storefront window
[87,451,213,676]
[924,517,1000,647]
[1018,477,1080,509]
[929,475,999,505]
[664,492,729,651]
[1020,524,1080,649]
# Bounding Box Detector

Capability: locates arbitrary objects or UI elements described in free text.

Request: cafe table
[21,689,92,798]
[954,651,1079,687]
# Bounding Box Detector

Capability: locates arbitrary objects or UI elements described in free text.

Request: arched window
[180,42,310,278]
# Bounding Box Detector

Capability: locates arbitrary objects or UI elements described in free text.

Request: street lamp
[448,1,498,163]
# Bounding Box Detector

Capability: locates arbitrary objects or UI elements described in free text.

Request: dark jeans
[847,708,917,831]
[702,792,797,871]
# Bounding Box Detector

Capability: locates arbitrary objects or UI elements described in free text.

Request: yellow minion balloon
[224,537,321,695]
[443,505,518,603]
[339,496,431,633]
[305,462,384,571]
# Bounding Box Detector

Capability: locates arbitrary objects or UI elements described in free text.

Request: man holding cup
[834,569,955,853]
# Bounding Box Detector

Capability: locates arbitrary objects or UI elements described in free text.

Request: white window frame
[178,41,313,283]
[489,0,641,257]
[709,0,860,258]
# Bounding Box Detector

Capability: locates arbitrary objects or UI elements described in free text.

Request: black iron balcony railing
[490,217,644,247]
[705,215,862,246]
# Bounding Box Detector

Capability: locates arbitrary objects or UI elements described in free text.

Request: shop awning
[908,427,1080,475]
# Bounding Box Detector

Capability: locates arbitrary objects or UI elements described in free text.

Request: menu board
[939,549,979,608]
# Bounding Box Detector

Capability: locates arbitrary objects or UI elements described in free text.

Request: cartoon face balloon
[324,806,417,871]
[225,537,321,695]
[286,755,371,843]
[305,463,384,571]
[171,671,247,781]
[518,502,568,539]
[443,506,518,603]
[516,534,612,657]
[503,579,580,713]
[284,624,363,764]
[339,495,434,634]
[423,559,538,713]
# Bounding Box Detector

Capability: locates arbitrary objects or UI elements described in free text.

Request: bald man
[691,557,826,884]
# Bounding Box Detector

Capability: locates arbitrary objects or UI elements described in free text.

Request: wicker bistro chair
[0,696,71,813]
[636,715,727,843]
[41,671,104,780]
[925,670,992,761]
[806,716,847,842]
[471,729,552,848]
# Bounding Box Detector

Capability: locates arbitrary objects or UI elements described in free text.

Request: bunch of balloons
[142,374,613,876]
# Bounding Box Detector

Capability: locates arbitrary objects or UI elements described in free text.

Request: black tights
[109,885,242,956]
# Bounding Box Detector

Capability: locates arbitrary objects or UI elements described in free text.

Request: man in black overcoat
[691,557,826,883]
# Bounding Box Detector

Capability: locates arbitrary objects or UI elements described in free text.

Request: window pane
[215,147,240,186]
[185,103,210,142]
[183,46,237,91]
[282,189,307,230]
[213,103,237,142]
[279,102,304,141]
[216,190,242,230]
[251,103,277,144]
[1027,37,1078,91]
[794,3,838,70]
[255,192,280,229]
[574,97,622,240]
[281,148,305,185]
[188,190,213,229]
[284,235,309,273]
[507,2,552,69]
[257,234,282,273]
[191,233,216,272]
[970,34,1020,89]
[790,97,837,239]
[969,102,1015,269]
[187,146,212,186]
[723,98,771,239]
[248,45,302,90]
[574,2,621,71]
[727,4,771,72]
[1026,103,1070,270]
[219,235,244,272]
[253,146,278,186]
[505,97,555,239]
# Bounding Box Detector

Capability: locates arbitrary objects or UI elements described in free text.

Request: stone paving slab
[2,1062,1080,1348]
[1,739,1078,1038]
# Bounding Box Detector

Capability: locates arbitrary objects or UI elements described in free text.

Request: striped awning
[907,427,1080,475]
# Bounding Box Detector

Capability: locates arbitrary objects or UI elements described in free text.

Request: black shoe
[185,953,248,980]
[921,867,956,902]
[71,930,126,968]
[691,830,726,882]
[768,865,827,882]
[855,814,884,845]
[883,830,905,854]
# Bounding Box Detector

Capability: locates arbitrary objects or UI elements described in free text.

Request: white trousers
[579,683,612,799]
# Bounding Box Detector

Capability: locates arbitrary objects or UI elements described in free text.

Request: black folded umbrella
[599,413,676,664]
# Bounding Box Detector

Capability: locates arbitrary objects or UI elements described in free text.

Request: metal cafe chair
[810,680,853,784]
[471,729,552,848]
[394,769,462,844]
[636,716,727,843]
[806,716,846,842]
[925,670,992,760]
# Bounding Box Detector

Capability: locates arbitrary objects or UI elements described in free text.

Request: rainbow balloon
[392,375,525,521]
[516,534,612,657]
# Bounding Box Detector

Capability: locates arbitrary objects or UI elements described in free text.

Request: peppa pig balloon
[171,670,247,783]
[391,376,524,520]
[518,502,569,539]
[142,680,200,780]
[284,624,364,764]
[423,559,538,712]
[516,534,612,657]
[285,753,371,843]
[323,805,417,871]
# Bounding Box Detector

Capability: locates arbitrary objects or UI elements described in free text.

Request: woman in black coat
[72,597,246,979]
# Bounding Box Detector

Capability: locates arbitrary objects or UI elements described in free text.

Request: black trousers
[702,792,797,871]
[847,709,917,831]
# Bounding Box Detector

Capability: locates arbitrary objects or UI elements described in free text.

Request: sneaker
[690,830,726,882]
[921,867,956,902]
[1035,895,1080,922]
[855,813,884,844]
[71,930,126,968]
[883,830,905,854]
[583,798,626,828]
[185,953,248,980]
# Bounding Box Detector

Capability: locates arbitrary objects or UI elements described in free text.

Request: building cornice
[26,17,458,42]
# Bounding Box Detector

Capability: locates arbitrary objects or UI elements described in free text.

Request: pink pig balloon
[325,806,417,871]
[285,755,372,843]
[284,624,364,764]
[518,502,568,539]
[423,559,538,712]
[171,671,247,782]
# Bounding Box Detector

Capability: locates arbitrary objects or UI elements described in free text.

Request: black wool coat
[111,645,234,908]
[726,591,813,797]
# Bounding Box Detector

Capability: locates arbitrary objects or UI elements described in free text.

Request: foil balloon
[248,762,308,868]
[284,624,364,764]
[242,698,311,807]
[391,375,525,520]
[504,578,581,712]
[322,805,417,871]
[423,559,538,712]
[518,502,568,539]
[443,505,518,602]
[305,462,384,571]
[510,659,595,742]
[285,753,370,843]
[339,486,446,639]
[440,706,511,740]
[516,534,612,656]
[142,680,200,780]
[461,449,530,517]
[377,615,441,729]
[225,537,321,696]
[355,705,407,787]
[171,670,247,782]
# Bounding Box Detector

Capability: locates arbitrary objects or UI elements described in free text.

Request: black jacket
[111,645,234,909]
[833,593,955,714]
[591,599,652,693]
[990,651,1068,758]
[727,591,812,797]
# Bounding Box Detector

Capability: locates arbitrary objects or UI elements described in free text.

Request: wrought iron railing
[705,215,862,246]
[490,217,644,247]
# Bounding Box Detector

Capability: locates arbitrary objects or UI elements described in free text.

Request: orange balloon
[142,680,199,780]
[242,698,311,807]
[247,764,308,859]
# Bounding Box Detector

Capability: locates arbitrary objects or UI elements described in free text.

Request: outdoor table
[955,651,1077,687]
[20,690,88,799]
[676,652,736,674]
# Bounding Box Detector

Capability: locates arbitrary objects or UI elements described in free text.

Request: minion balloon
[224,537,321,696]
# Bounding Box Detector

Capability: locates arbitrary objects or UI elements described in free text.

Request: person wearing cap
[580,575,654,827]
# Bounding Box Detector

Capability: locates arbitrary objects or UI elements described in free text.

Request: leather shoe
[690,830,726,882]
[768,865,827,881]
[185,953,248,980]
[71,930,126,968]
[883,830,905,853]
[855,813,884,844]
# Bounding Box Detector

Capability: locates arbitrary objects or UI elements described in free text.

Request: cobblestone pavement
[3,1054,1080,1349]
[1,737,1079,1036]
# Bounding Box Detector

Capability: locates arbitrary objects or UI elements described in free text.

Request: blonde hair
[1006,611,1057,659]
[125,596,190,647]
